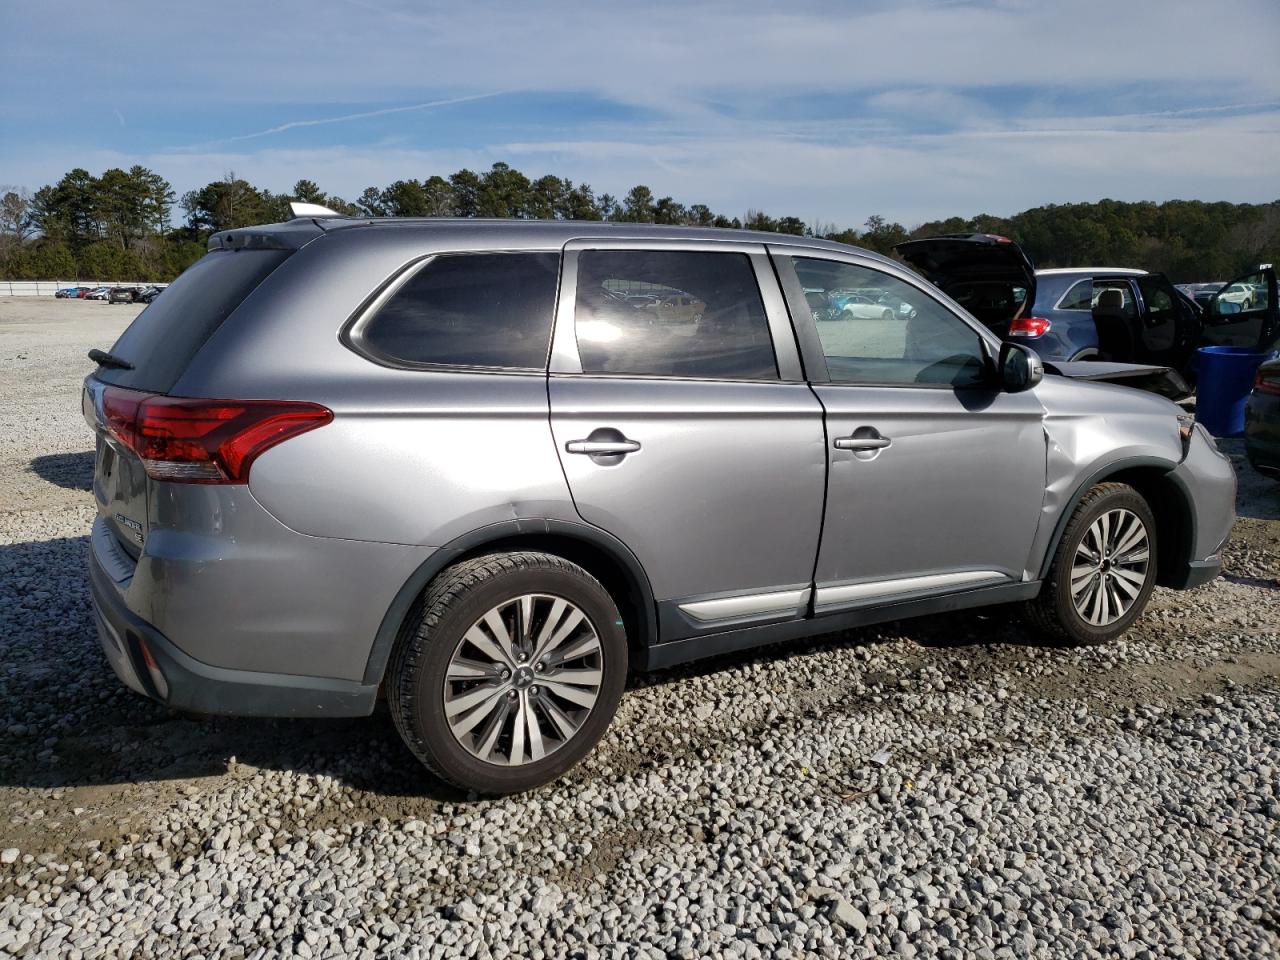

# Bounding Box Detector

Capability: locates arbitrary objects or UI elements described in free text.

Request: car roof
[1035,267,1147,277]
[209,216,898,266]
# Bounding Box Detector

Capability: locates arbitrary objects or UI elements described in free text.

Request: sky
[1,0,1278,230]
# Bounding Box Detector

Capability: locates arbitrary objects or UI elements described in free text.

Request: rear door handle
[834,436,891,450]
[566,439,641,455]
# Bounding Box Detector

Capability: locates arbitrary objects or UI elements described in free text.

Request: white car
[832,292,898,322]
[1219,282,1256,309]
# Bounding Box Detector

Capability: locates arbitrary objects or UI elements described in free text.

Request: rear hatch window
[93,249,292,393]
[87,248,290,559]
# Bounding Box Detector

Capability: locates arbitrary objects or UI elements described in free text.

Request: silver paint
[814,570,1010,611]
[85,218,1237,708]
[678,588,812,623]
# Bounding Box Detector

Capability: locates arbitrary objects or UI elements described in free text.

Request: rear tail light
[100,385,332,484]
[1254,369,1280,396]
[1009,316,1051,338]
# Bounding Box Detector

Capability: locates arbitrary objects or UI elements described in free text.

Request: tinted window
[1058,278,1094,310]
[574,250,777,380]
[1135,275,1181,352]
[362,252,560,369]
[1095,280,1136,314]
[99,249,291,392]
[793,258,987,387]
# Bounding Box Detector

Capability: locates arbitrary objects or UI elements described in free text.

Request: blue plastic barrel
[1196,346,1267,437]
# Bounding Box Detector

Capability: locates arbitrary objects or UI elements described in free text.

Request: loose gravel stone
[0,299,1278,958]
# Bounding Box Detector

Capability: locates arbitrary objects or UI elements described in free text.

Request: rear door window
[573,249,777,380]
[96,249,291,393]
[1057,278,1094,310]
[358,252,560,370]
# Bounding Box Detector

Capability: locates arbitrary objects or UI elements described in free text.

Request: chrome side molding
[679,588,811,623]
[815,570,1009,610]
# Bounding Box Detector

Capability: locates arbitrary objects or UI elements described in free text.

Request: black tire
[1025,482,1158,645]
[388,551,627,795]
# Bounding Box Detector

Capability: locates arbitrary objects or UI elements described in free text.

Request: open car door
[1200,267,1278,352]
[1090,273,1200,372]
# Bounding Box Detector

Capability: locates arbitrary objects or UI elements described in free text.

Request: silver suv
[84,211,1235,794]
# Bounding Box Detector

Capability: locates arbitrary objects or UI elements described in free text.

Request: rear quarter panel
[171,228,579,546]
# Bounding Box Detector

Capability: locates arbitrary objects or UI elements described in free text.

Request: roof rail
[288,201,343,220]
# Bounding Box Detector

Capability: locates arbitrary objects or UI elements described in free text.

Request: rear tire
[388,551,627,795]
[1025,483,1157,645]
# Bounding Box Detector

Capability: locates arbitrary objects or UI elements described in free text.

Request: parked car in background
[137,285,164,304]
[803,289,842,322]
[55,287,84,298]
[109,287,139,304]
[1194,284,1227,306]
[1178,282,1226,307]
[895,234,1279,379]
[83,212,1236,794]
[649,293,705,323]
[84,287,111,301]
[829,290,899,321]
[1219,282,1259,309]
[1245,357,1280,479]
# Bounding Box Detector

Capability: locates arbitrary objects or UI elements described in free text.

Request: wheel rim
[1070,508,1150,627]
[443,594,603,766]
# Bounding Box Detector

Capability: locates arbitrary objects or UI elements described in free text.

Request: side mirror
[1211,299,1242,317]
[998,341,1043,392]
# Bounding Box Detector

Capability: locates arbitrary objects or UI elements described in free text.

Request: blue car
[895,234,1279,379]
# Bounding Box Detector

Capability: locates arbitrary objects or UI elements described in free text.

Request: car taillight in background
[1009,316,1051,338]
[1255,368,1280,396]
[100,385,332,483]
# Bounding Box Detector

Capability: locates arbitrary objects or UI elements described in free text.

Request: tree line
[1,163,1277,283]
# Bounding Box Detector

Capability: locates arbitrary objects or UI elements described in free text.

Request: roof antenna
[288,201,342,220]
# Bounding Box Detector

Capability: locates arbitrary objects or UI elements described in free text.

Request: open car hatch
[894,234,1037,338]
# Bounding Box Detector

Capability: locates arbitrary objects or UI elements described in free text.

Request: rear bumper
[90,549,378,717]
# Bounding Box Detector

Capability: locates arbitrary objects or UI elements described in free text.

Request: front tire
[1025,483,1157,645]
[388,551,627,795]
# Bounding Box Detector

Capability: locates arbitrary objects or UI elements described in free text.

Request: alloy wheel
[1069,508,1151,627]
[443,594,603,766]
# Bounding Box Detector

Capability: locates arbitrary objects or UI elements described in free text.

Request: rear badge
[114,514,144,544]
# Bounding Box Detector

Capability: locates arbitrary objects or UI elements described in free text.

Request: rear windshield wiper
[88,348,134,370]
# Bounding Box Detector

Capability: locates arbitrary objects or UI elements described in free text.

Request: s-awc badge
[114,513,144,544]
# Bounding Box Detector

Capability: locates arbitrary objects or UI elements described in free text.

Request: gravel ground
[0,298,1278,959]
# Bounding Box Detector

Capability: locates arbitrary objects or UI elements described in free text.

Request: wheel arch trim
[361,519,657,685]
[1036,456,1195,584]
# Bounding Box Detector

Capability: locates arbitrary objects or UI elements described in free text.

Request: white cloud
[5,0,1279,113]
[7,106,1275,229]
[4,0,1278,224]
[185,92,514,148]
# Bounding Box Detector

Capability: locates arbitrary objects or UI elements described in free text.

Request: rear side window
[359,252,560,370]
[573,250,777,380]
[1057,278,1094,310]
[98,250,291,392]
